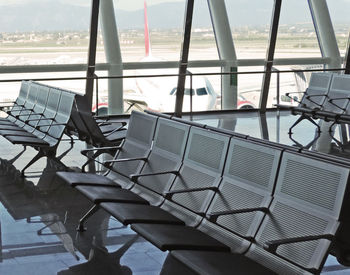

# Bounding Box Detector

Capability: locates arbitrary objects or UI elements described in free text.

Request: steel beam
[85,0,100,109]
[345,32,350,74]
[174,0,194,117]
[100,0,123,115]
[308,0,341,69]
[207,0,238,110]
[308,0,342,153]
[259,0,281,113]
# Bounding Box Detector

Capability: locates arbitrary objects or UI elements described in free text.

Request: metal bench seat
[167,250,275,275]
[132,223,230,252]
[70,95,126,146]
[2,89,75,175]
[73,116,190,230]
[55,171,120,188]
[100,202,185,225]
[131,137,281,254]
[75,185,149,204]
[170,151,350,275]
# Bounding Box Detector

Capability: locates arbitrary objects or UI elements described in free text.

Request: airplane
[93,0,256,114]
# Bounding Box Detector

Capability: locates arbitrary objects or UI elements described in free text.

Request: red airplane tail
[144,0,151,57]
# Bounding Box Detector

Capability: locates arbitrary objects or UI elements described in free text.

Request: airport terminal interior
[1,0,350,274]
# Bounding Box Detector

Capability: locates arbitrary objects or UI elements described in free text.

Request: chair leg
[21,150,45,177]
[288,116,306,135]
[81,150,104,173]
[77,204,100,232]
[9,145,27,164]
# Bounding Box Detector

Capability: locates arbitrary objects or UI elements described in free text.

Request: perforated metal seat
[57,111,158,189]
[74,117,190,230]
[276,73,334,134]
[4,90,75,175]
[244,152,350,274]
[170,151,349,274]
[71,95,127,146]
[131,127,231,250]
[313,74,350,121]
[0,80,31,124]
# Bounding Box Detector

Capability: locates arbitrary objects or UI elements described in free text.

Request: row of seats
[57,110,350,274]
[0,81,75,175]
[276,72,350,133]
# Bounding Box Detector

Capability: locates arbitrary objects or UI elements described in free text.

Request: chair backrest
[15,80,31,107]
[108,111,158,185]
[74,95,109,146]
[33,88,62,135]
[323,74,350,115]
[132,117,190,204]
[161,127,230,226]
[44,91,75,146]
[300,72,333,109]
[69,95,91,141]
[198,138,282,253]
[23,82,40,111]
[28,85,49,122]
[246,152,350,274]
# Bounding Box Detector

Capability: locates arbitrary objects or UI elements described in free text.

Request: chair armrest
[264,234,334,254]
[328,97,350,111]
[286,92,303,104]
[164,186,218,200]
[305,94,327,107]
[104,126,127,137]
[130,170,179,181]
[103,157,148,167]
[81,145,122,156]
[207,207,269,223]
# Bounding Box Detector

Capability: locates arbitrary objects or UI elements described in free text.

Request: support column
[100,0,123,115]
[207,0,238,110]
[259,0,281,113]
[308,0,341,153]
[174,0,194,117]
[344,32,350,74]
[85,0,100,108]
[308,0,341,69]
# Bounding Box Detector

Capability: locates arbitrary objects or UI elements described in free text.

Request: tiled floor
[0,110,349,274]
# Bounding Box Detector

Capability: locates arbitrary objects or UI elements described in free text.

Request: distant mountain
[0,0,349,32]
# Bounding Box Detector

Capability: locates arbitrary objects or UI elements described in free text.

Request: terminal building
[0,0,350,274]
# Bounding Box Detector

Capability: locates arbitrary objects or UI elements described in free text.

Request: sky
[0,0,184,10]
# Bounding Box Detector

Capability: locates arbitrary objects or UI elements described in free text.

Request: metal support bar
[259,0,281,113]
[174,0,194,117]
[345,32,350,74]
[85,0,100,109]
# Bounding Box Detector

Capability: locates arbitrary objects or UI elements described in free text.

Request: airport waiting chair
[129,127,231,252]
[0,80,31,122]
[69,95,126,145]
[276,72,333,134]
[326,74,350,125]
[170,151,350,275]
[3,91,75,175]
[56,110,158,187]
[0,84,50,135]
[0,82,40,128]
[75,117,191,229]
[131,136,281,253]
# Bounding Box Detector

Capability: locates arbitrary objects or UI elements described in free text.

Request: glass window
[224,0,274,59]
[275,0,321,58]
[326,0,350,57]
